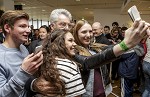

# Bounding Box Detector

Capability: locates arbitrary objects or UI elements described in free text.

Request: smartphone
[128,5,141,22]
[34,45,43,54]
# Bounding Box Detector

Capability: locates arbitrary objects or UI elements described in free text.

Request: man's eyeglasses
[57,22,73,30]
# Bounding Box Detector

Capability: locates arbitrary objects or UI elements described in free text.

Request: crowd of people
[0,8,150,97]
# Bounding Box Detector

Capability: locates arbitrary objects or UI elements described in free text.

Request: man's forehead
[57,14,70,23]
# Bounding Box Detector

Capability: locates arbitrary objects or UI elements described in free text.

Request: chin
[22,39,28,43]
[70,52,75,56]
[85,42,90,45]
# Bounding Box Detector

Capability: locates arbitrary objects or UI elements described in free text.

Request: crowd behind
[0,8,150,97]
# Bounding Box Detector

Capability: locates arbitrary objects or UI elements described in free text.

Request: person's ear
[4,24,11,34]
[50,23,55,31]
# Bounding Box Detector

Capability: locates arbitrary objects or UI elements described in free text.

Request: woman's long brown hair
[73,20,88,47]
[37,29,72,96]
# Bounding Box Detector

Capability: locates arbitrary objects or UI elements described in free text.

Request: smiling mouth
[23,35,28,38]
[84,39,90,42]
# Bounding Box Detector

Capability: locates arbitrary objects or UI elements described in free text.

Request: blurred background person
[104,25,111,39]
[28,25,50,54]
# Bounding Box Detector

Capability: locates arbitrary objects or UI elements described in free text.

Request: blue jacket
[118,44,144,79]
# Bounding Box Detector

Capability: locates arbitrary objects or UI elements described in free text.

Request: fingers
[134,20,149,38]
[133,19,140,28]
[137,21,145,33]
[140,24,149,37]
[35,50,43,57]
[43,87,62,97]
[46,93,61,97]
[145,25,150,36]
[28,51,43,62]
[35,59,43,68]
[25,53,34,59]
[33,51,43,68]
[145,22,150,27]
[34,77,61,96]
[22,51,43,74]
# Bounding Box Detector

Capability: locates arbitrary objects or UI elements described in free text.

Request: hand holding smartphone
[34,45,43,54]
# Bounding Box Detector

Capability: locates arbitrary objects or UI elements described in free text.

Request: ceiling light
[85,8,88,10]
[76,0,80,1]
[82,17,84,20]
[21,3,25,5]
[42,10,45,11]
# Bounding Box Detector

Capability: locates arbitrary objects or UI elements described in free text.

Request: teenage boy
[0,10,43,97]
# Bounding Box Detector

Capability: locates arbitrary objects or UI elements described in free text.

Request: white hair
[50,9,72,23]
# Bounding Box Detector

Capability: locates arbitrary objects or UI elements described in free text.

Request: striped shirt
[56,58,86,97]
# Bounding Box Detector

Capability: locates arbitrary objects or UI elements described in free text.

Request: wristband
[119,41,129,51]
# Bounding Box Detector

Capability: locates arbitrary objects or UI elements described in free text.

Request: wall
[94,8,150,28]
[0,0,14,11]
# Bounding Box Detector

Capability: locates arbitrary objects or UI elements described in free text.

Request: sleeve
[24,77,37,97]
[133,44,145,56]
[0,67,31,97]
[74,47,118,70]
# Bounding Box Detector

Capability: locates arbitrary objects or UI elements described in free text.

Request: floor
[107,79,142,97]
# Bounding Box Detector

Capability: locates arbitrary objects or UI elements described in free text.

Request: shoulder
[0,44,7,61]
[91,43,107,47]
[56,58,80,81]
[90,43,107,52]
[20,44,29,55]
[56,58,76,68]
[75,45,91,56]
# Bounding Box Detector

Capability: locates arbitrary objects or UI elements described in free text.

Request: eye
[68,24,72,28]
[81,30,87,34]
[68,38,75,42]
[89,30,93,33]
[59,22,66,27]
[19,25,27,28]
[68,39,73,42]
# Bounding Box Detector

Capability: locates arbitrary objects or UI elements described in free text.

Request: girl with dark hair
[34,29,85,97]
[28,25,50,54]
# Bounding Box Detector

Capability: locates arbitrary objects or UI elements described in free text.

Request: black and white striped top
[56,58,86,97]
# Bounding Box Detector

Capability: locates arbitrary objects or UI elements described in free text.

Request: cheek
[66,44,71,52]
[43,33,47,37]
[90,33,93,37]
[78,36,84,43]
[39,33,42,36]
[65,41,69,49]
[11,33,18,39]
[78,33,84,40]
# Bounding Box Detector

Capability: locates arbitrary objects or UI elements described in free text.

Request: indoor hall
[0,0,150,97]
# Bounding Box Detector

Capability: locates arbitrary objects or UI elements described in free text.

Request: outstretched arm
[74,19,150,70]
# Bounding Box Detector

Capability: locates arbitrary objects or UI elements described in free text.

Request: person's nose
[86,31,91,37]
[26,27,31,34]
[73,41,77,46]
[64,25,70,31]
